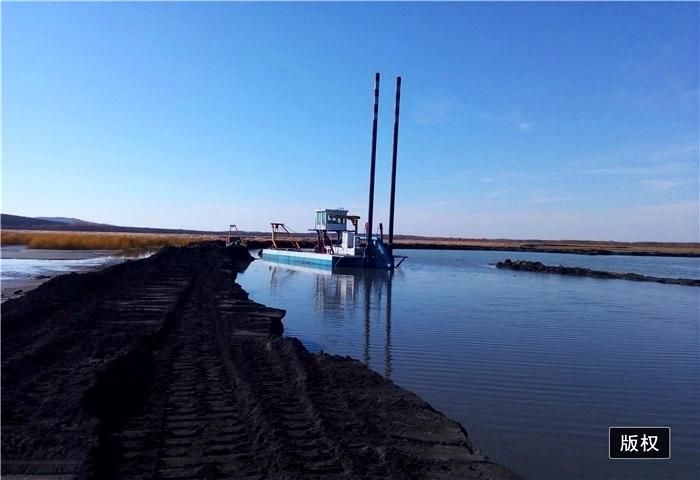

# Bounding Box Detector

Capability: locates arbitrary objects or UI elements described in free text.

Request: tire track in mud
[104,260,266,480]
[2,243,522,480]
[2,250,197,479]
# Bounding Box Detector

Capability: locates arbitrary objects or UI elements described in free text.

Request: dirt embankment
[242,238,700,257]
[2,242,521,479]
[496,259,700,286]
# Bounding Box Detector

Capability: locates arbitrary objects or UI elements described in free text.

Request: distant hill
[1,214,66,229]
[36,217,110,227]
[1,213,223,235]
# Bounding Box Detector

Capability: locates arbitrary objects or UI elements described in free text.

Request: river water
[238,249,700,480]
[0,246,152,301]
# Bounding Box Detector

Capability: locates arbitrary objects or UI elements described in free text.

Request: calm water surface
[239,249,700,480]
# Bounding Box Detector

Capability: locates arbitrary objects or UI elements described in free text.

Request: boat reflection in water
[266,263,398,380]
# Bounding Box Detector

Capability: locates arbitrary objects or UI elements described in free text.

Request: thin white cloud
[571,141,698,170]
[414,177,466,185]
[476,109,535,134]
[414,169,472,185]
[611,49,699,110]
[517,122,533,132]
[649,142,699,161]
[478,171,559,183]
[411,95,460,125]
[485,188,514,199]
[611,84,699,110]
[583,162,693,176]
[527,193,579,205]
[639,179,688,191]
[578,141,698,177]
[429,199,469,207]
[401,201,699,242]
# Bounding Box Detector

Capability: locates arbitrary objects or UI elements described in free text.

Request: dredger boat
[261,209,406,270]
[261,73,406,271]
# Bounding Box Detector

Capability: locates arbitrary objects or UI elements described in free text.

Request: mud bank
[241,238,700,258]
[394,243,700,257]
[496,259,700,286]
[2,242,521,479]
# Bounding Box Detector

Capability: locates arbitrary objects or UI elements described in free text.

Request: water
[238,249,700,480]
[1,255,116,282]
[0,246,152,293]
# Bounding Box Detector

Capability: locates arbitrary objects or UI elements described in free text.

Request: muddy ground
[496,258,700,286]
[1,242,521,479]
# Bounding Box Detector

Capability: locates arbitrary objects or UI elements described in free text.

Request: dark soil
[2,242,521,479]
[496,259,700,286]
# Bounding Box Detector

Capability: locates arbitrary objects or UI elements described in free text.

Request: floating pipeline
[496,258,700,287]
[2,242,522,480]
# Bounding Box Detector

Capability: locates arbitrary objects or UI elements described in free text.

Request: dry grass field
[390,238,700,256]
[242,234,700,256]
[1,230,215,250]
[2,229,698,256]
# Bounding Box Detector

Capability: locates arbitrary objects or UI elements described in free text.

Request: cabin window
[316,211,348,228]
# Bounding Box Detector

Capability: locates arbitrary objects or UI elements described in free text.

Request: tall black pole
[388,76,401,252]
[367,73,380,247]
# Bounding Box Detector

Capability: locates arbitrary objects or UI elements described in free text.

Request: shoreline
[215,238,700,258]
[0,246,130,302]
[496,258,700,286]
[390,241,700,257]
[214,238,700,258]
[3,229,699,257]
[1,242,522,479]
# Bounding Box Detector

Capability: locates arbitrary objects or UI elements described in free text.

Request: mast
[367,72,380,248]
[388,76,401,252]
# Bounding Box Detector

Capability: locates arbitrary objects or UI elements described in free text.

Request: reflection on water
[240,250,700,480]
[384,273,393,379]
[267,264,395,379]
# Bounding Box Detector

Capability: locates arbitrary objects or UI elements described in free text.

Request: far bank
[3,229,699,257]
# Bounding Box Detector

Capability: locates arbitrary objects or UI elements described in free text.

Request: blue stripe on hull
[262,244,395,271]
[262,251,334,268]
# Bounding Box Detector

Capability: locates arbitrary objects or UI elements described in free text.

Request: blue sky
[2,2,698,241]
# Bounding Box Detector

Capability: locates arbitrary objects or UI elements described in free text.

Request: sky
[2,1,698,241]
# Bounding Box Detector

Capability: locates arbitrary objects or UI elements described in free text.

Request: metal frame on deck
[226,224,246,247]
[270,223,302,250]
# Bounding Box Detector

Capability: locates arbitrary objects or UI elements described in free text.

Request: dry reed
[1,231,210,250]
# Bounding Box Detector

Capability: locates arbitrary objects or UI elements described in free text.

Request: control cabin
[312,209,363,256]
